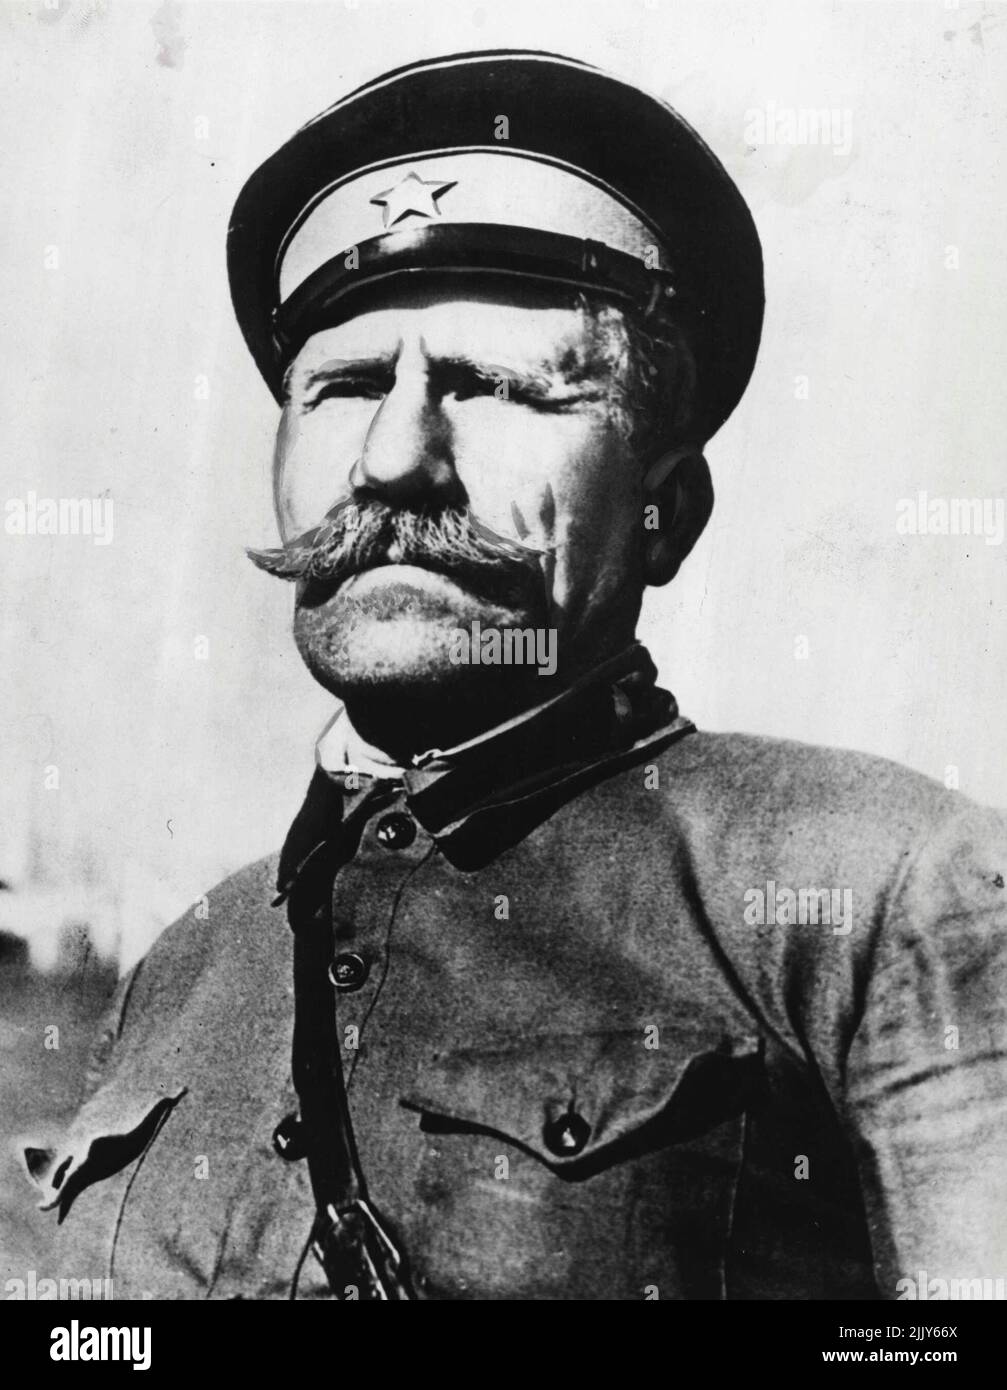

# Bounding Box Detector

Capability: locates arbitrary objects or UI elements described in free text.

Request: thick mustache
[246,498,548,605]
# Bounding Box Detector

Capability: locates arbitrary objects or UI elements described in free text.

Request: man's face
[274,283,646,700]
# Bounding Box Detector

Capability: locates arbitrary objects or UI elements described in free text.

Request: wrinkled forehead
[286,280,623,383]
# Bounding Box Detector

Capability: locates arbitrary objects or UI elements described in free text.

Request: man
[22,50,1007,1300]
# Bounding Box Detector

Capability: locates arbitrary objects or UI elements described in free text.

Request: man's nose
[353,369,459,506]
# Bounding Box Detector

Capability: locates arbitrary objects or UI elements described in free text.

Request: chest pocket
[394,1026,766,1300]
[23,1082,187,1216]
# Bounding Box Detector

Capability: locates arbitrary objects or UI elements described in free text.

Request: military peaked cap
[227,49,764,441]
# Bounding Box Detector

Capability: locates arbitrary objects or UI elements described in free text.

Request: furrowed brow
[282,356,393,403]
[299,356,396,392]
[437,352,600,399]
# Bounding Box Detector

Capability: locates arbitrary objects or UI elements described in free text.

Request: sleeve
[845,798,1007,1296]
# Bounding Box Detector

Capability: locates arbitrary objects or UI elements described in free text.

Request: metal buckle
[312,1196,414,1301]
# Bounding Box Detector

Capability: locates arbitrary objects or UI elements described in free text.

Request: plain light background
[1,0,1004,967]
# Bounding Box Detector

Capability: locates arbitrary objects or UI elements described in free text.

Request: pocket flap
[400,1027,764,1173]
[19,1081,186,1212]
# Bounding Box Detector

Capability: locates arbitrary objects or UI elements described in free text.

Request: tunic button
[328,951,369,991]
[374,812,416,850]
[543,1111,591,1157]
[272,1114,307,1161]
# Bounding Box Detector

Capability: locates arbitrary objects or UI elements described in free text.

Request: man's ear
[641,446,713,587]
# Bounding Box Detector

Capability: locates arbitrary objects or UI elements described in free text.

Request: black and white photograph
[1,0,1005,1348]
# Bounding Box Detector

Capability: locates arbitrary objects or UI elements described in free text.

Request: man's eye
[449,374,556,408]
[304,379,386,409]
[448,374,504,403]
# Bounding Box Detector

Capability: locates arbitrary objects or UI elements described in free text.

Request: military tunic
[23,652,1007,1299]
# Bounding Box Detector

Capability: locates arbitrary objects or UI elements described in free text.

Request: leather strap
[288,801,415,1300]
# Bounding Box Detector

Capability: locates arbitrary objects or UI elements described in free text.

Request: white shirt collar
[315,706,406,780]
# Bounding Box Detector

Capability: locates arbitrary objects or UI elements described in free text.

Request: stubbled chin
[293,568,535,695]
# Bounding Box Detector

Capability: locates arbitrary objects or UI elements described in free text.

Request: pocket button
[272,1114,308,1161]
[328,952,369,991]
[543,1111,591,1157]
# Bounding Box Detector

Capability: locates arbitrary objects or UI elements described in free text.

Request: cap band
[272,222,680,365]
[278,149,667,304]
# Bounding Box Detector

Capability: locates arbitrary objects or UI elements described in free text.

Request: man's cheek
[454,417,572,542]
[275,427,351,540]
[463,473,552,547]
[274,415,326,539]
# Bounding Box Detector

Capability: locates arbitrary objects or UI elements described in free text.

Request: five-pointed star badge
[370,171,458,228]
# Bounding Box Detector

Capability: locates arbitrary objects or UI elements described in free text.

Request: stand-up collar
[276,643,693,897]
